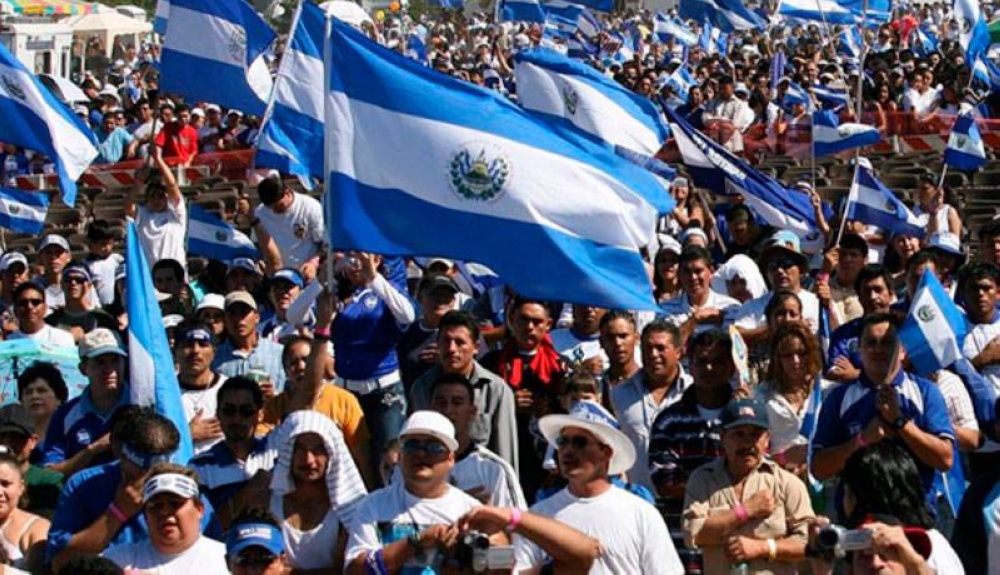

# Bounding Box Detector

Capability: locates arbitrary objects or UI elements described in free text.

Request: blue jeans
[355,379,407,481]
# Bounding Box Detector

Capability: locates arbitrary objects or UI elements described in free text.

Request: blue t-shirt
[95,127,135,164]
[213,338,286,393]
[811,370,955,504]
[41,389,129,466]
[827,317,863,368]
[46,461,221,561]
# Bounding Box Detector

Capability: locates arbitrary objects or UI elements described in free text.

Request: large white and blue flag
[187,204,258,262]
[514,48,670,156]
[813,110,880,156]
[913,27,939,58]
[664,65,697,105]
[0,43,97,207]
[655,12,698,46]
[900,268,968,377]
[427,0,464,7]
[699,20,728,55]
[973,54,1000,91]
[153,0,170,35]
[679,0,764,32]
[777,0,862,25]
[944,114,987,171]
[160,0,277,116]
[256,0,325,182]
[667,107,826,251]
[955,0,990,63]
[770,49,787,90]
[126,221,194,464]
[325,19,667,310]
[500,0,546,22]
[563,0,611,13]
[847,162,925,239]
[837,27,862,60]
[0,187,48,234]
[812,83,850,109]
[782,80,813,110]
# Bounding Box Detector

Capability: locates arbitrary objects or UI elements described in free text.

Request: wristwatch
[407,532,423,551]
[891,415,911,431]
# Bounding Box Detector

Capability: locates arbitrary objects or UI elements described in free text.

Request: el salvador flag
[900,268,968,377]
[0,43,97,207]
[325,18,667,310]
[160,0,277,116]
[154,0,170,35]
[187,204,258,262]
[944,114,987,171]
[655,12,698,46]
[679,0,764,32]
[664,65,696,105]
[782,80,812,111]
[812,83,850,110]
[513,48,670,157]
[813,110,880,157]
[667,107,826,252]
[406,31,428,64]
[256,0,325,183]
[500,0,546,23]
[847,162,925,240]
[770,49,787,90]
[777,0,861,25]
[956,0,990,63]
[126,221,194,465]
[913,27,939,58]
[837,27,862,60]
[0,187,48,234]
[699,21,727,55]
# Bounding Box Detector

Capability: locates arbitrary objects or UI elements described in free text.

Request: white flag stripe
[0,196,47,224]
[327,91,656,250]
[164,5,249,66]
[272,46,325,122]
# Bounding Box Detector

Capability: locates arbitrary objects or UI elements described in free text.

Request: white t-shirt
[181,374,227,454]
[8,325,76,348]
[451,445,527,509]
[255,193,325,269]
[657,290,740,337]
[103,536,228,574]
[927,528,965,575]
[732,289,826,332]
[549,328,606,369]
[515,485,683,574]
[136,196,187,267]
[87,253,124,306]
[963,318,1000,452]
[345,481,480,571]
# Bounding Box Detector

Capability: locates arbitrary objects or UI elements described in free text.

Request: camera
[453,530,516,573]
[809,525,874,560]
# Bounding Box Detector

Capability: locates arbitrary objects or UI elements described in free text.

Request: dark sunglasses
[63,276,87,284]
[16,298,43,307]
[401,438,449,457]
[233,552,277,566]
[555,434,596,451]
[219,404,256,418]
[767,258,797,271]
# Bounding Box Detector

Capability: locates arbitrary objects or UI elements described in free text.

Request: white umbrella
[39,74,90,104]
[319,0,374,28]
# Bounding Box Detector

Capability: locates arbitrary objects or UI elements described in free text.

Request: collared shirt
[189,436,277,512]
[46,461,221,562]
[658,290,740,338]
[41,388,129,466]
[212,337,286,394]
[811,369,955,502]
[258,383,370,454]
[611,368,693,491]
[683,458,814,575]
[253,193,325,269]
[94,127,134,164]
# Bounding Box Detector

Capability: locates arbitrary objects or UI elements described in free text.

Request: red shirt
[154,122,199,163]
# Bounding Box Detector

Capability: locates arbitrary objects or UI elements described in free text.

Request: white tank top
[270,494,341,570]
[0,515,38,569]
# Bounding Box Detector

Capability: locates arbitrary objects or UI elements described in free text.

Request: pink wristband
[505,507,522,533]
[314,327,332,338]
[108,502,128,523]
[733,503,749,523]
[856,433,868,449]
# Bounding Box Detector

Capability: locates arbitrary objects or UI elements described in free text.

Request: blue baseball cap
[270,268,304,288]
[226,522,285,557]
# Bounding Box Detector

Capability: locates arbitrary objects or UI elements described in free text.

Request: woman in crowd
[0,454,48,573]
[653,243,682,303]
[16,362,67,454]
[711,254,768,303]
[913,176,962,238]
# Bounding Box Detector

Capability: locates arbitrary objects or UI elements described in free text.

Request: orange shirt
[258,383,370,452]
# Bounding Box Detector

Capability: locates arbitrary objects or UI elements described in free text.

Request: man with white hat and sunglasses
[102,462,227,573]
[517,402,683,574]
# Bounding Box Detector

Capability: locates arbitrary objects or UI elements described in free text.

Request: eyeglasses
[63,276,87,285]
[767,258,798,271]
[555,434,596,451]
[219,404,257,418]
[401,438,449,457]
[232,552,277,567]
[16,298,43,307]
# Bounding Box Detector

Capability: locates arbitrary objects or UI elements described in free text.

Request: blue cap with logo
[226,522,285,557]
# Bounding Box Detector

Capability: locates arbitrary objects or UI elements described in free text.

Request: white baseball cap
[399,411,458,452]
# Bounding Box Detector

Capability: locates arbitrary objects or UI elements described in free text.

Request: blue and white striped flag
[770,49,787,90]
[777,0,862,25]
[500,0,546,22]
[256,0,325,183]
[847,162,925,240]
[944,114,987,171]
[664,65,697,105]
[837,27,862,60]
[153,0,170,35]
[782,80,813,111]
[428,0,465,7]
[654,12,698,46]
[160,0,276,116]
[900,268,968,377]
[973,55,1000,91]
[406,31,428,64]
[325,19,667,310]
[956,0,990,63]
[813,110,880,157]
[913,27,939,58]
[187,204,258,262]
[813,83,850,110]
[0,187,48,234]
[126,221,194,464]
[514,48,670,156]
[699,20,728,55]
[679,0,765,32]
[0,43,97,207]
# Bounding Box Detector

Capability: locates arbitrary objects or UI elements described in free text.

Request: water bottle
[730,563,749,575]
[4,155,18,186]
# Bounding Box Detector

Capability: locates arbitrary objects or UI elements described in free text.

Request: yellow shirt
[683,458,814,575]
[258,383,370,452]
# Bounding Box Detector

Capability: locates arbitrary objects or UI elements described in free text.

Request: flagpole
[322,2,335,291]
[937,163,949,189]
[834,158,859,247]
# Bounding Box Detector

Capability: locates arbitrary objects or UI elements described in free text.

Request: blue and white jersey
[190,435,277,511]
[41,389,129,466]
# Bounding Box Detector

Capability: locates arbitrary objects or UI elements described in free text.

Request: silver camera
[812,525,874,559]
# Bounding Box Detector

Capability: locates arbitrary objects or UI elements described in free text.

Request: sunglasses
[219,404,256,418]
[63,276,88,285]
[401,438,449,457]
[555,434,597,451]
[16,298,43,307]
[233,552,277,567]
[767,258,798,271]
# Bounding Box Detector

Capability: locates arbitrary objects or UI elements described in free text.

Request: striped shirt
[189,436,277,511]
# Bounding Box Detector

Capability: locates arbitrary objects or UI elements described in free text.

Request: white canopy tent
[63,9,151,57]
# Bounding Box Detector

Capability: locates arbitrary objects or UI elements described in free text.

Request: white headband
[143,473,199,503]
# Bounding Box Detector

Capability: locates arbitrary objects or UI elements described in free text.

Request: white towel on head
[711,254,768,301]
[270,410,368,530]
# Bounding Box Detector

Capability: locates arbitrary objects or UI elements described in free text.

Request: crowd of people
[0,1,1000,574]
